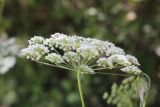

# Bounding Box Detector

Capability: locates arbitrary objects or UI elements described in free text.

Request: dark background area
[0,0,160,107]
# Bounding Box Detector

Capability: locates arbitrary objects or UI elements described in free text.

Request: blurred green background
[0,0,160,107]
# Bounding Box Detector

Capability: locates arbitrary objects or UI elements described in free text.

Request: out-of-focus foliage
[0,0,159,107]
[103,76,139,107]
[103,74,151,107]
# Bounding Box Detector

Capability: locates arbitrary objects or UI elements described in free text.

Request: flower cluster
[121,65,141,75]
[45,53,64,64]
[0,38,19,74]
[21,44,49,60]
[21,33,142,75]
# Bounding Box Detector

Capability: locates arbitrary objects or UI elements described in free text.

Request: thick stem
[77,69,86,107]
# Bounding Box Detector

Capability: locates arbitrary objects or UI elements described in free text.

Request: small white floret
[45,53,64,64]
[120,65,142,74]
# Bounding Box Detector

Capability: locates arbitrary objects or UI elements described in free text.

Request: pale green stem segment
[77,69,86,107]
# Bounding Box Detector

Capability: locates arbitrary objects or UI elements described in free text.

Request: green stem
[77,69,85,107]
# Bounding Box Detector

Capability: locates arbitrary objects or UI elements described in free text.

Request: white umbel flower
[21,44,49,60]
[90,39,107,53]
[51,33,70,51]
[77,44,99,60]
[63,51,79,63]
[107,54,131,67]
[80,65,95,74]
[45,53,64,64]
[97,57,109,67]
[105,47,125,56]
[51,33,67,39]
[121,65,142,74]
[126,55,140,66]
[43,38,56,50]
[28,36,44,45]
[21,33,142,75]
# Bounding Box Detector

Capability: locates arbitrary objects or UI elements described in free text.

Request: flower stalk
[77,69,85,107]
